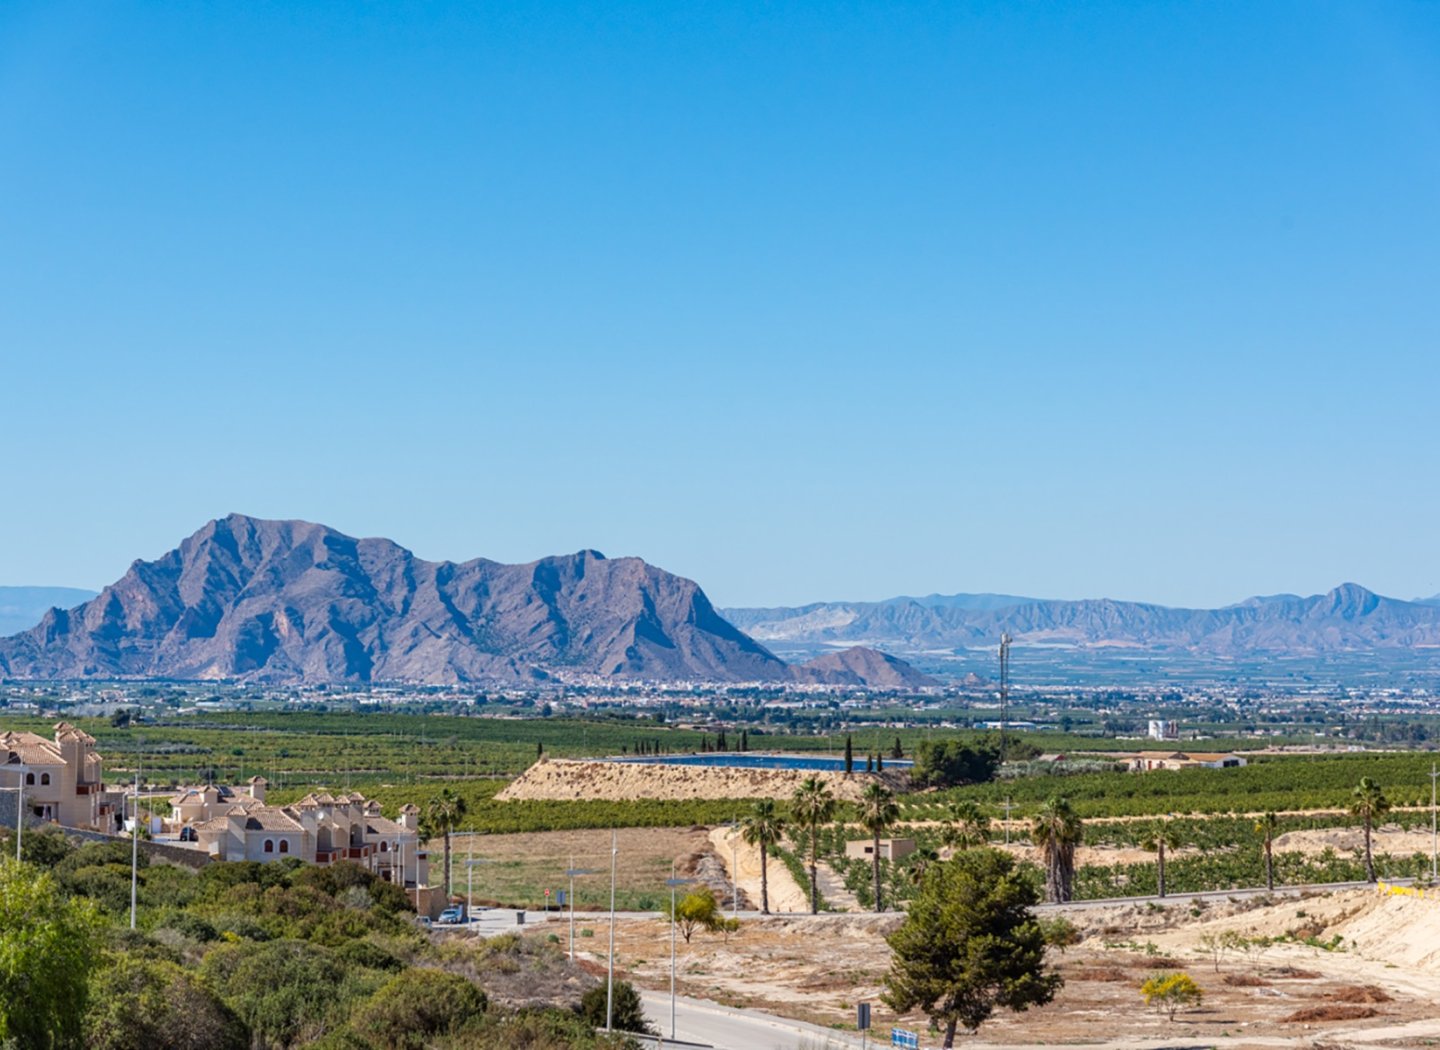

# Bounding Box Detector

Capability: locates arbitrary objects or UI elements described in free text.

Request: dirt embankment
[496,758,884,802]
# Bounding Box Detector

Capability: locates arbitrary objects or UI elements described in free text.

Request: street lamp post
[1431,763,1438,882]
[727,821,739,920]
[564,860,598,960]
[665,867,698,1047]
[6,763,29,862]
[130,755,141,930]
[605,829,618,1033]
[463,856,492,937]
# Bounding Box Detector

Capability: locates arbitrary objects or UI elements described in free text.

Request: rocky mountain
[791,646,940,689]
[0,515,793,685]
[0,587,98,637]
[723,583,1440,655]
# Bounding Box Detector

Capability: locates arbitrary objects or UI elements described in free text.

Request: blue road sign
[890,1029,919,1049]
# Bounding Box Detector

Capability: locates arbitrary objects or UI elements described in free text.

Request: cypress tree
[844,735,854,775]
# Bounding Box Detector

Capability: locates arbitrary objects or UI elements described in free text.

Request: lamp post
[130,753,141,930]
[5,763,29,862]
[727,820,739,920]
[463,855,492,937]
[1431,763,1438,882]
[564,859,598,959]
[605,829,618,1033]
[665,867,698,1047]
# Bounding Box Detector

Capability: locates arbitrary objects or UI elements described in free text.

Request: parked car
[437,906,466,925]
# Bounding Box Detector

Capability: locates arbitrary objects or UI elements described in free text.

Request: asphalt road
[637,989,869,1050]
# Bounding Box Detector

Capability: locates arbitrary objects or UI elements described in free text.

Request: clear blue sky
[2,1,1438,608]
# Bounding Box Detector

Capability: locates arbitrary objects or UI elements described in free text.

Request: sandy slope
[710,825,809,913]
[497,758,888,802]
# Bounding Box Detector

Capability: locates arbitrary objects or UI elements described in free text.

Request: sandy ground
[588,888,1440,1048]
[497,758,891,802]
[710,825,809,914]
[1273,823,1438,857]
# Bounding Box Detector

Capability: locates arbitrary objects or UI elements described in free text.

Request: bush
[578,980,654,1035]
[351,968,487,1049]
[85,956,248,1050]
[1139,972,1203,1021]
[201,939,371,1047]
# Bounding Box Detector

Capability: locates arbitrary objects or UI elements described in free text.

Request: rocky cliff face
[0,515,789,685]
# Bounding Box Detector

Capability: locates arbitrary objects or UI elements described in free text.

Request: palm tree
[907,846,941,886]
[1254,811,1278,891]
[940,799,992,853]
[1350,777,1391,882]
[859,782,900,912]
[741,799,787,915]
[1032,796,1082,903]
[1141,821,1182,898]
[423,788,467,897]
[791,777,837,915]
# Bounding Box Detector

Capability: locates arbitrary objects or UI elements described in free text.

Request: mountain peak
[0,520,782,685]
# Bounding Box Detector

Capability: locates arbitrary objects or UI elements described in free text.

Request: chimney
[248,776,268,803]
[397,803,420,831]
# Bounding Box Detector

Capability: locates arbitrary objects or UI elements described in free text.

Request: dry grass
[447,827,710,910]
[1222,973,1271,987]
[1282,1005,1379,1023]
[1068,967,1130,982]
[1324,985,1393,1004]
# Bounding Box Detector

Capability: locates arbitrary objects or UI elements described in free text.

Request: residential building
[1126,750,1246,771]
[0,722,124,831]
[844,837,916,862]
[167,780,430,892]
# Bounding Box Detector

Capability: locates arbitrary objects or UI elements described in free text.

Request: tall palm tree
[1350,777,1391,882]
[741,799,787,915]
[859,783,900,912]
[1254,811,1278,891]
[1032,796,1082,903]
[790,777,837,915]
[423,788,467,897]
[1141,821,1182,898]
[940,799,991,853]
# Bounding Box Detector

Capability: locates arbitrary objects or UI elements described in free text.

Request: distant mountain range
[721,584,1440,655]
[0,515,925,688]
[0,587,98,637]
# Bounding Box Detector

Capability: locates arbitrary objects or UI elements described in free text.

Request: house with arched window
[0,722,123,831]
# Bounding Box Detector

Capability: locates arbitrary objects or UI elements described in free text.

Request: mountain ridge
[0,516,933,688]
[722,583,1440,655]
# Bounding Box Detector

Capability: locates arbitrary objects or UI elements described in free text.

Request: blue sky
[2,2,1438,608]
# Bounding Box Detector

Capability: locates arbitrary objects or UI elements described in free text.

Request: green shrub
[350,968,487,1049]
[578,981,653,1035]
[85,956,247,1050]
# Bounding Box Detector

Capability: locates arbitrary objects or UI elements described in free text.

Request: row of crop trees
[821,774,1414,908]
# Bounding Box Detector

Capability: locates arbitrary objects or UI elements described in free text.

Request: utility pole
[1003,796,1013,846]
[999,633,1012,763]
[130,750,141,930]
[605,829,618,1032]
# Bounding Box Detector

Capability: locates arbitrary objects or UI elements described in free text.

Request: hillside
[791,646,940,688]
[0,515,789,685]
